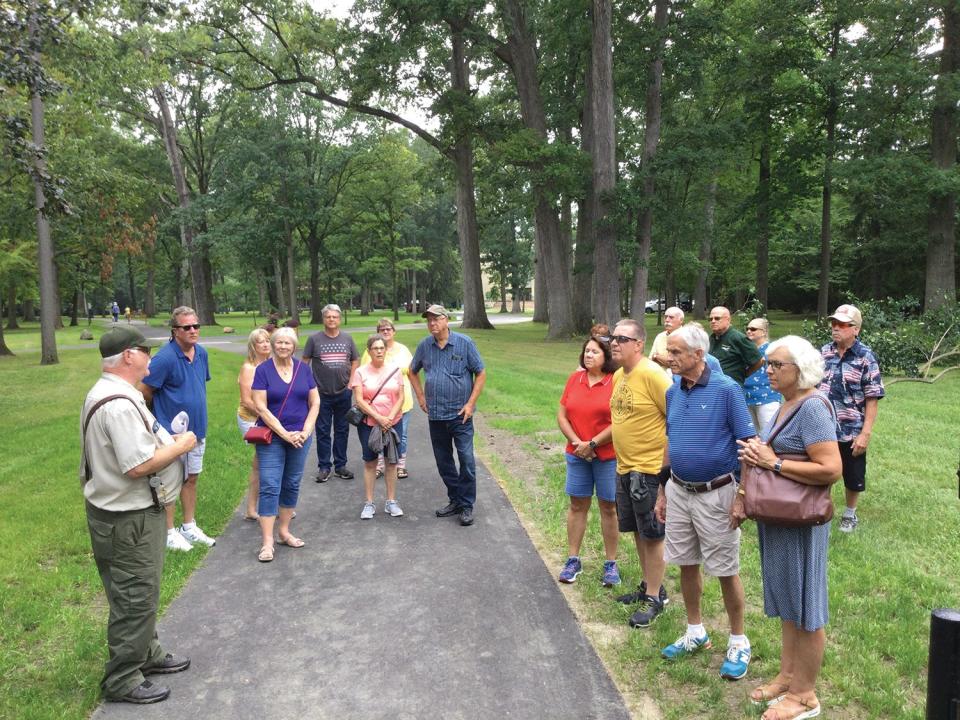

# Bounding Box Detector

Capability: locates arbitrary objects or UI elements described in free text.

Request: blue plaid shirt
[818,339,884,442]
[410,331,485,421]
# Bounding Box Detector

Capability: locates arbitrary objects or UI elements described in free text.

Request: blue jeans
[397,411,410,458]
[256,435,313,517]
[428,417,477,509]
[315,388,352,471]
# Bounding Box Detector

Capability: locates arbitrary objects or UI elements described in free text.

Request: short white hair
[271,326,299,349]
[671,322,709,354]
[765,335,825,389]
[101,352,124,369]
[321,303,342,318]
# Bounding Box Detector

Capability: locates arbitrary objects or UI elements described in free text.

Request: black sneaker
[334,467,355,479]
[315,468,331,483]
[143,653,191,675]
[629,595,665,628]
[108,680,170,704]
[616,581,669,606]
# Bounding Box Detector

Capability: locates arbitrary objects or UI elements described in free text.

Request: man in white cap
[409,304,486,526]
[818,304,884,532]
[649,306,684,373]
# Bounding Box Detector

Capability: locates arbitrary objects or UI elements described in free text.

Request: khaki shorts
[663,480,740,577]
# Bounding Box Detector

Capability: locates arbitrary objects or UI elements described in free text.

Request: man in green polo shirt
[708,307,762,386]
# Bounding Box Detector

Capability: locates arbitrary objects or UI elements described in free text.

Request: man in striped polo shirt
[655,322,757,681]
[410,305,486,527]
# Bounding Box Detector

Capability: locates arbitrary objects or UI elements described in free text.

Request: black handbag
[347,367,400,427]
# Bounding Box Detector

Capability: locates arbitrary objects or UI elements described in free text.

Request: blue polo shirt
[410,331,485,421]
[666,366,756,484]
[143,340,211,439]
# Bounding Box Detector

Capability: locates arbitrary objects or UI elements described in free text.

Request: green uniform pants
[85,501,167,698]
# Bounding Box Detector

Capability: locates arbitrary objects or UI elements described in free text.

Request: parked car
[644,298,666,314]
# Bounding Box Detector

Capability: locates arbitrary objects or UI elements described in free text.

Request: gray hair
[171,306,197,325]
[270,326,299,350]
[671,322,709,355]
[366,333,386,351]
[321,303,342,318]
[664,306,684,320]
[101,352,124,370]
[766,335,825,389]
[615,318,646,341]
[751,317,770,335]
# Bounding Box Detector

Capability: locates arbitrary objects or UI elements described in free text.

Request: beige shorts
[663,480,740,577]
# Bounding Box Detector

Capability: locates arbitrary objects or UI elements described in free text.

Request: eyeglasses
[766,360,797,370]
[377,327,395,333]
[129,346,151,356]
[830,320,853,328]
[610,335,639,344]
[746,326,763,332]
[174,323,201,331]
[708,316,724,321]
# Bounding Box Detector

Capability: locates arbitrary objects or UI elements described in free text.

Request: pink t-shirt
[349,362,404,427]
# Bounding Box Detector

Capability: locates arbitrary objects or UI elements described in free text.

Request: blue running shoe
[661,631,711,660]
[558,557,582,584]
[719,643,752,680]
[601,560,621,587]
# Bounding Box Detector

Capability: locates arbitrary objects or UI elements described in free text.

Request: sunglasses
[129,346,151,356]
[830,320,853,328]
[746,326,763,332]
[377,327,395,332]
[766,360,797,370]
[610,335,639,344]
[708,316,724,321]
[174,323,201,331]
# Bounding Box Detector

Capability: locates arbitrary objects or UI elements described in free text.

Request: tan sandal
[278,535,304,548]
[761,693,821,720]
[257,545,274,562]
[751,680,791,706]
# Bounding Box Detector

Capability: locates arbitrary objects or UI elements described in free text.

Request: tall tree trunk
[70,287,80,326]
[500,0,574,338]
[533,225,549,323]
[153,86,216,324]
[693,177,717,320]
[256,271,267,316]
[284,222,298,323]
[272,253,286,315]
[6,284,19,329]
[127,254,137,311]
[756,118,771,311]
[818,20,841,319]
[23,298,35,322]
[144,240,156,317]
[630,0,669,318]
[0,314,12,356]
[306,228,324,324]
[571,59,593,330]
[926,2,960,311]
[449,25,494,330]
[590,0,620,329]
[29,8,57,365]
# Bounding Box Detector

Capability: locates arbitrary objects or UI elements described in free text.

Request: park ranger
[80,325,197,704]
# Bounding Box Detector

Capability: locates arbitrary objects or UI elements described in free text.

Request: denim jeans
[256,435,313,516]
[315,388,352,471]
[428,417,477,509]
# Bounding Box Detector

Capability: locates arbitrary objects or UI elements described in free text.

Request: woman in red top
[556,335,620,586]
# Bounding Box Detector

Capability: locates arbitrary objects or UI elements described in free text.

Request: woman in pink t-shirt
[350,333,406,520]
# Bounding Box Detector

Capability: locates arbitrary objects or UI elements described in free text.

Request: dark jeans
[315,388,352,471]
[428,417,477,509]
[85,502,166,697]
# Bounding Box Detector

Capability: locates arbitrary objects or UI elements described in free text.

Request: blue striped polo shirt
[410,331,485,421]
[666,366,756,484]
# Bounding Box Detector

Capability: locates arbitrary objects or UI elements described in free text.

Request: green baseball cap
[99,326,163,357]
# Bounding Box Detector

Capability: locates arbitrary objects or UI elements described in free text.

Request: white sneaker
[385,500,404,517]
[166,529,193,552]
[360,502,376,520]
[179,524,216,547]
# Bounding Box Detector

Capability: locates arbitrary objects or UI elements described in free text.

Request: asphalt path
[90,321,631,719]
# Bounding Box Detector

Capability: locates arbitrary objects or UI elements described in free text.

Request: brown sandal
[751,680,791,706]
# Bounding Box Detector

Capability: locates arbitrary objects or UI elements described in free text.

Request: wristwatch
[773,458,783,474]
[588,440,598,450]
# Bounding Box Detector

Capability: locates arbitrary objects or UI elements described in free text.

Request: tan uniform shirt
[80,374,182,511]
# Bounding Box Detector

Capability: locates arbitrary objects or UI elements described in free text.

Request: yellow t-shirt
[610,357,671,474]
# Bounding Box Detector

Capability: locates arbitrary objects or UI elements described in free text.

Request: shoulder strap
[273,360,302,423]
[369,366,400,402]
[766,393,834,444]
[82,394,153,482]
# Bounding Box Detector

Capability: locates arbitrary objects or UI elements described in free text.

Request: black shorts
[838,440,867,492]
[615,472,665,540]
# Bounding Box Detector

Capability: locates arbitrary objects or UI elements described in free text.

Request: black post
[927,609,960,720]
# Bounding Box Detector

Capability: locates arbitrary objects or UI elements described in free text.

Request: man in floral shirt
[818,304,885,533]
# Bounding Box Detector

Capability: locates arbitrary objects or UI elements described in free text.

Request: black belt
[670,471,735,494]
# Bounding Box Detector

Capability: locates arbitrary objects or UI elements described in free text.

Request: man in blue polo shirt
[409,304,486,527]
[654,323,756,681]
[140,306,215,551]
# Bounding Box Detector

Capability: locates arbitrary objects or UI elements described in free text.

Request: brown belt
[670,471,736,494]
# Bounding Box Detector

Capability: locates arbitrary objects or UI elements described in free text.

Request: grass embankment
[464,321,958,720]
[0,348,250,720]
[2,316,954,719]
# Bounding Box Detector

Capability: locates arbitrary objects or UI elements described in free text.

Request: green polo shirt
[708,328,762,386]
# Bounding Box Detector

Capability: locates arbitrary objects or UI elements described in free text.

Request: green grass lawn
[1,318,955,719]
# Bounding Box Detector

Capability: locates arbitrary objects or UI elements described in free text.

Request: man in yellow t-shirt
[609,317,672,628]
